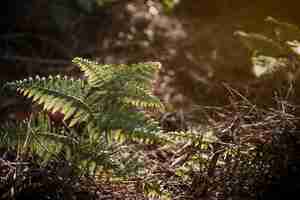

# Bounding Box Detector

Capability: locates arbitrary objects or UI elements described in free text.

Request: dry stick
[222,82,254,107]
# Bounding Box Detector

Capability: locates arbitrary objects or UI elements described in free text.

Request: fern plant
[234,17,300,80]
[3,58,165,176]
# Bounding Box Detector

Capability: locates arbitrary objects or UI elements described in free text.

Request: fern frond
[160,129,219,147]
[3,57,165,178]
[110,126,167,145]
[234,31,287,57]
[8,76,93,127]
[73,57,163,113]
[265,16,300,41]
[123,97,163,112]
[72,57,113,87]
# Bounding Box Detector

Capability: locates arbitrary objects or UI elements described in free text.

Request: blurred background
[1,0,300,112]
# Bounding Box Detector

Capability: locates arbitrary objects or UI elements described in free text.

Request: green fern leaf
[62,105,77,121]
[11,77,93,127]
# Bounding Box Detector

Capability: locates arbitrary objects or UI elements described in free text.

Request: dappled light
[1,1,300,199]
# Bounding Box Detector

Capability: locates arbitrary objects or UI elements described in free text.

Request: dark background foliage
[2,0,300,105]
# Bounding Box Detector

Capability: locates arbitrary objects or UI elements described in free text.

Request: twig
[222,82,254,107]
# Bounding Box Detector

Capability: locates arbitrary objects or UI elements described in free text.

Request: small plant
[234,17,300,80]
[3,58,165,177]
